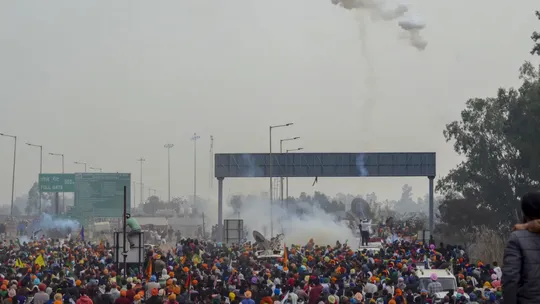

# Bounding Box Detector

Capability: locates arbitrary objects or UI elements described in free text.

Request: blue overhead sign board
[214,152,436,178]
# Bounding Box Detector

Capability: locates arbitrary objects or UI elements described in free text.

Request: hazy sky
[1,0,539,207]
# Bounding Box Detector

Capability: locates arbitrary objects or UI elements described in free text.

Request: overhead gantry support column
[428,176,435,234]
[217,177,224,242]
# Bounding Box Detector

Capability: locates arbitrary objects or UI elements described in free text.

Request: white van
[415,268,469,303]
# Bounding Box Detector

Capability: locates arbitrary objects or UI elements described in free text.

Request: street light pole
[1,133,17,217]
[279,137,299,204]
[137,158,146,207]
[74,161,87,172]
[269,123,293,237]
[27,143,43,212]
[191,133,200,205]
[164,144,174,203]
[49,152,65,213]
[285,148,303,206]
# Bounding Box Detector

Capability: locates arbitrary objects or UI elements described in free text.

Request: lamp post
[0,133,17,217]
[136,158,146,207]
[49,152,65,212]
[74,161,87,172]
[26,143,43,212]
[279,137,299,204]
[191,133,200,205]
[269,123,293,237]
[164,143,174,203]
[285,148,303,206]
[89,167,102,172]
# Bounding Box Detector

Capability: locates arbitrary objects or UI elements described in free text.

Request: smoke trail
[331,0,428,51]
[354,10,377,135]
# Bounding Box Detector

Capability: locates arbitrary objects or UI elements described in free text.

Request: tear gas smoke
[34,213,80,232]
[222,197,356,246]
[331,0,428,51]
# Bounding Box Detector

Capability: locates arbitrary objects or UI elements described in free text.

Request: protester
[0,213,510,304]
[502,191,540,303]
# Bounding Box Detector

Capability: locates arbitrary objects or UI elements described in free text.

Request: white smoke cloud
[220,196,356,246]
[36,213,80,231]
[331,0,428,51]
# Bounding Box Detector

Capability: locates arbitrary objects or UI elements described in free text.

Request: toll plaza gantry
[214,152,436,242]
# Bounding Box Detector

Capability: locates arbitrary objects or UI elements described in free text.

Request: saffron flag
[80,227,85,241]
[35,254,46,268]
[146,257,153,280]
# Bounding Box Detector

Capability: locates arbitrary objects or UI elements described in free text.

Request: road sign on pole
[39,174,76,192]
[74,173,131,217]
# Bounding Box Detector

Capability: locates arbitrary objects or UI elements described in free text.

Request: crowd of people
[0,234,504,304]
[1,191,540,304]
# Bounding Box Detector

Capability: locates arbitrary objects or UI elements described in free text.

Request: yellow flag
[192,254,201,265]
[15,258,24,268]
[35,255,46,267]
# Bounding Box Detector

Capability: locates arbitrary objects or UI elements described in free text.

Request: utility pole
[164,144,174,203]
[27,143,43,212]
[269,123,293,237]
[49,153,65,213]
[0,133,17,217]
[133,182,136,210]
[279,137,299,204]
[285,147,303,208]
[74,161,87,172]
[191,133,200,205]
[137,158,146,207]
[202,212,206,239]
[209,135,214,189]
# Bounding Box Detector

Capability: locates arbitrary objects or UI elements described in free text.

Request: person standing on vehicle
[360,219,371,246]
[502,191,540,304]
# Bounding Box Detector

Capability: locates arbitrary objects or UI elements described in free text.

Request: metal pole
[202,212,206,239]
[209,136,214,189]
[285,148,302,209]
[168,147,171,202]
[11,137,17,217]
[1,134,17,217]
[269,126,273,237]
[122,186,127,279]
[286,150,289,208]
[164,144,174,203]
[39,145,43,212]
[61,154,64,212]
[133,182,136,210]
[191,133,200,205]
[217,177,224,242]
[137,158,145,207]
[280,141,284,205]
[428,176,434,234]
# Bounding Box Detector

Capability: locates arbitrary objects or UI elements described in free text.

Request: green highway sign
[39,174,76,192]
[74,173,131,217]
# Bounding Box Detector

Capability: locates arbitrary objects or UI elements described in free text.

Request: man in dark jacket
[502,191,540,303]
